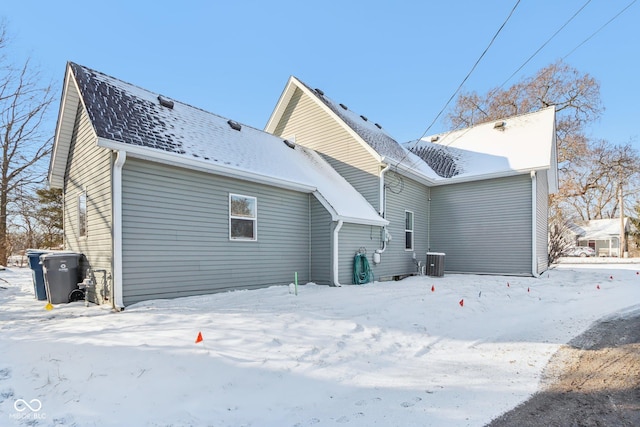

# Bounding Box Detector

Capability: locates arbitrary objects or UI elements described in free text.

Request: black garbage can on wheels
[40,252,82,304]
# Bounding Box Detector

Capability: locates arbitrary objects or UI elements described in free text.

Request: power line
[395,0,522,167]
[563,0,637,60]
[499,0,592,89]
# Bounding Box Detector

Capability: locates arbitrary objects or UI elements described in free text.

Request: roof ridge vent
[374,123,382,129]
[315,88,324,96]
[339,103,348,110]
[227,120,242,131]
[430,136,440,142]
[360,115,368,121]
[493,121,506,130]
[283,139,296,149]
[158,95,174,109]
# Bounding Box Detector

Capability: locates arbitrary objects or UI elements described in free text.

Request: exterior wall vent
[315,88,324,96]
[339,103,348,110]
[227,120,242,131]
[283,139,296,149]
[158,95,174,109]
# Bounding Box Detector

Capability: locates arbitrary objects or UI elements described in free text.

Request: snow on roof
[298,78,556,186]
[69,63,386,226]
[573,218,629,239]
[409,107,557,182]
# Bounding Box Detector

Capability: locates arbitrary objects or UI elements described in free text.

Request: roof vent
[360,115,368,121]
[158,95,174,109]
[227,120,242,131]
[494,121,506,130]
[283,139,296,149]
[339,103,348,110]
[430,136,440,142]
[315,88,324,96]
[374,123,382,129]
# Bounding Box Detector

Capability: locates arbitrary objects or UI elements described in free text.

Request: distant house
[570,218,630,257]
[48,64,557,308]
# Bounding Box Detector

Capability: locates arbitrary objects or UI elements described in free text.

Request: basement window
[405,210,414,251]
[78,191,87,237]
[229,194,257,241]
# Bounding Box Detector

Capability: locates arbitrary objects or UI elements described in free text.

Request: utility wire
[499,0,592,89]
[394,0,522,167]
[563,0,637,60]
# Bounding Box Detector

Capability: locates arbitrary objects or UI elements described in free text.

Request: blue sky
[3,0,639,152]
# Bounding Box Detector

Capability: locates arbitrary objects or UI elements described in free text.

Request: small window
[405,210,414,251]
[229,194,257,241]
[78,191,87,237]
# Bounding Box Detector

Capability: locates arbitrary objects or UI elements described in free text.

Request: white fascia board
[49,64,82,188]
[264,76,297,133]
[97,138,318,194]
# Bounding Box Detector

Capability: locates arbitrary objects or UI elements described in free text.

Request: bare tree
[447,61,602,165]
[559,141,640,220]
[0,23,55,264]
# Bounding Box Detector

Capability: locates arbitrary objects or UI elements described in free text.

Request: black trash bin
[40,252,82,304]
[426,252,445,277]
[26,249,51,300]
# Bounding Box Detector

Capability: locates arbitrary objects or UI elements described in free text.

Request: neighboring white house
[571,218,630,257]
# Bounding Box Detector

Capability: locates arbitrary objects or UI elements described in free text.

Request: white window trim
[229,193,257,241]
[405,210,414,251]
[78,190,88,238]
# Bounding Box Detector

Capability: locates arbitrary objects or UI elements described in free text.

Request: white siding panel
[272,88,381,207]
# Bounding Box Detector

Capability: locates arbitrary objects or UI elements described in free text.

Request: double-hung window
[405,210,414,251]
[229,194,257,241]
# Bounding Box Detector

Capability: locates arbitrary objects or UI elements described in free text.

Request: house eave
[97,138,318,194]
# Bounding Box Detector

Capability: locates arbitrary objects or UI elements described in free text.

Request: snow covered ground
[1,263,639,427]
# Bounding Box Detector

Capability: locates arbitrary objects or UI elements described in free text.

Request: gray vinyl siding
[310,197,332,285]
[430,174,533,276]
[370,172,429,279]
[336,222,382,285]
[271,87,381,207]
[536,170,550,274]
[121,158,313,306]
[63,104,113,303]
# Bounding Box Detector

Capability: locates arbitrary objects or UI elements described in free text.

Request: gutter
[98,138,317,194]
[376,164,391,256]
[113,150,126,310]
[333,220,344,287]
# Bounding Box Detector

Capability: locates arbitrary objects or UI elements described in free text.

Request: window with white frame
[78,191,87,237]
[405,210,414,250]
[229,194,257,241]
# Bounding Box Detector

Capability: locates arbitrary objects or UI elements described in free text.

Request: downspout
[531,170,539,277]
[333,220,344,287]
[113,150,127,310]
[377,164,391,254]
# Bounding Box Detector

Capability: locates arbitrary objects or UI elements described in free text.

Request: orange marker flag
[195,332,203,343]
[459,299,464,307]
[596,284,600,290]
[45,302,53,311]
[431,285,435,292]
